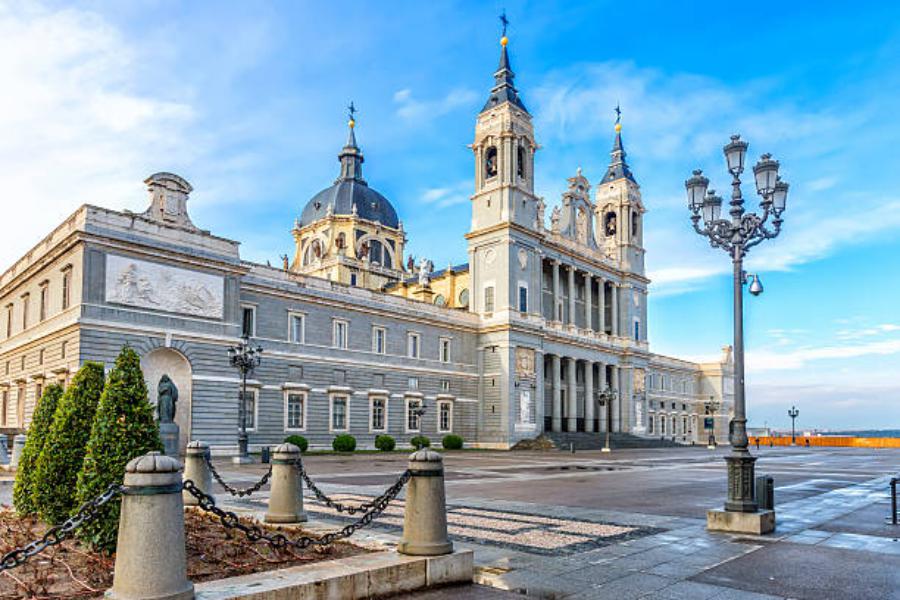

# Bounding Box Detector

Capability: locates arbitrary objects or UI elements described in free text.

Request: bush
[441,434,464,450]
[12,384,64,515]
[284,435,308,453]
[332,434,356,452]
[374,434,395,451]
[33,362,106,524]
[75,347,163,551]
[410,435,431,450]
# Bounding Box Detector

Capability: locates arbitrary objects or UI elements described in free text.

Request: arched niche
[141,348,192,455]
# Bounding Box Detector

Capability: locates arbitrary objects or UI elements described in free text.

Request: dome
[300,179,399,228]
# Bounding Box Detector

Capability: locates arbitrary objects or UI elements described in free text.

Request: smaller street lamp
[788,406,799,445]
[229,334,263,464]
[705,396,721,449]
[410,404,427,448]
[598,385,618,452]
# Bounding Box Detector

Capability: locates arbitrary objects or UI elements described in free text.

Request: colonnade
[544,355,622,434]
[544,259,620,336]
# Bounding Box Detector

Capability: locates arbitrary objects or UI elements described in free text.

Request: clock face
[484,248,496,265]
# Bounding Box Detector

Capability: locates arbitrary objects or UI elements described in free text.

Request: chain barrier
[205,453,272,497]
[0,483,123,572]
[295,458,398,515]
[183,468,411,548]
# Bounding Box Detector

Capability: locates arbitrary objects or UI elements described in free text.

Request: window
[350,273,357,286]
[406,398,422,432]
[407,333,420,359]
[61,268,71,310]
[35,383,43,404]
[285,392,306,431]
[5,305,11,337]
[372,326,386,354]
[16,384,25,426]
[518,285,528,313]
[38,349,44,365]
[330,395,349,431]
[441,379,450,392]
[438,400,452,433]
[516,145,526,179]
[458,288,469,308]
[61,341,67,359]
[0,390,6,427]
[408,377,419,390]
[433,294,446,307]
[648,414,654,434]
[439,338,451,363]
[238,389,256,430]
[370,397,387,431]
[634,320,640,341]
[39,284,48,322]
[660,416,666,434]
[333,319,348,349]
[484,146,498,178]
[484,286,495,313]
[21,293,29,329]
[241,306,256,337]
[289,313,305,343]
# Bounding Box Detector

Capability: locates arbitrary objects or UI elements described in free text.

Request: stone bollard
[265,443,307,523]
[10,434,26,469]
[107,452,194,600]
[398,449,453,556]
[182,441,212,507]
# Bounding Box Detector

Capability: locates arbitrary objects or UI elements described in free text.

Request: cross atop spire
[347,101,357,124]
[614,103,622,126]
[500,10,509,37]
[338,102,365,182]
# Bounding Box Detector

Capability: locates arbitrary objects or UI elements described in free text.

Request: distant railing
[749,436,900,449]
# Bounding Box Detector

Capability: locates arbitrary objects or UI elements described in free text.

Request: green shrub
[332,434,356,452]
[284,435,308,452]
[74,347,162,552]
[33,362,106,524]
[441,434,464,450]
[12,384,64,515]
[410,435,431,450]
[374,434,396,451]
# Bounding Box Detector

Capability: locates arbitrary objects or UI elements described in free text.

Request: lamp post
[705,396,721,449]
[411,404,427,449]
[788,406,799,445]
[685,135,789,514]
[228,335,263,464]
[598,384,617,452]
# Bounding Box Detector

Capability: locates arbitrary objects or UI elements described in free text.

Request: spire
[603,105,636,183]
[481,12,528,113]
[337,101,366,183]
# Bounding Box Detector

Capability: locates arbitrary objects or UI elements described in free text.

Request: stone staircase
[542,431,682,451]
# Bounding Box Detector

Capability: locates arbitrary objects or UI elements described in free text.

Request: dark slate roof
[481,45,528,113]
[602,131,637,184]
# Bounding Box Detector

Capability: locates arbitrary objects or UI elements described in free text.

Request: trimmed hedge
[332,434,356,452]
[410,435,431,450]
[12,384,64,515]
[33,362,106,525]
[284,435,308,453]
[75,346,162,552]
[374,434,396,451]
[441,434,464,450]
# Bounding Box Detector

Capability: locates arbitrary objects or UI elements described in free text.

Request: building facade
[0,34,732,453]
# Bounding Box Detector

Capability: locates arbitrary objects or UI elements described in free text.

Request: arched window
[433,294,446,307]
[369,239,384,265]
[604,211,617,237]
[516,145,526,179]
[485,146,498,179]
[303,239,323,265]
[458,288,470,308]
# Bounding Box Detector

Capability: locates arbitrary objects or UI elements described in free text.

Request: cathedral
[0,30,733,453]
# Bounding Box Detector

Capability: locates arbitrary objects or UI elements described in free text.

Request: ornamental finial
[614,103,622,132]
[347,101,357,128]
[499,10,509,46]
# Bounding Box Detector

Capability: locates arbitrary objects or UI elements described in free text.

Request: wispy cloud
[420,180,471,209]
[747,337,900,371]
[393,88,478,121]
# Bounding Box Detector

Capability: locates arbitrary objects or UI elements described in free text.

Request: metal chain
[295,459,400,515]
[0,483,123,572]
[182,469,411,548]
[205,453,272,497]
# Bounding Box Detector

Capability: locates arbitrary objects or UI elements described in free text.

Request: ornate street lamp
[685,135,789,514]
[598,385,618,452]
[704,396,721,449]
[788,406,799,445]
[228,335,263,464]
[410,404,427,449]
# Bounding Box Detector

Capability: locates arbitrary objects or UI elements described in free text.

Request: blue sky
[2,0,898,430]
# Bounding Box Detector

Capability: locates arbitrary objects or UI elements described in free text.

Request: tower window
[484,286,495,313]
[604,211,617,237]
[516,145,526,179]
[485,146,498,179]
[632,211,640,237]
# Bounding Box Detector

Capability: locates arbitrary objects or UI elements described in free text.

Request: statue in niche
[418,257,434,286]
[550,206,561,233]
[157,374,178,424]
[605,212,617,237]
[336,233,346,251]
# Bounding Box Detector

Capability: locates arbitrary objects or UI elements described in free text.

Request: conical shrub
[75,346,162,551]
[12,383,64,514]
[33,362,105,524]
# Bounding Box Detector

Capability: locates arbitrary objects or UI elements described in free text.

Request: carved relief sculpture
[515,347,535,378]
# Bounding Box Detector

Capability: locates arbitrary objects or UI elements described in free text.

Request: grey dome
[300,179,399,228]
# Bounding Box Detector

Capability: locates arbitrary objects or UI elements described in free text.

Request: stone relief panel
[105,254,224,318]
[515,347,535,379]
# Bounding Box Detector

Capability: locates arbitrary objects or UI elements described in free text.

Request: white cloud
[747,337,900,372]
[420,180,471,209]
[394,87,478,121]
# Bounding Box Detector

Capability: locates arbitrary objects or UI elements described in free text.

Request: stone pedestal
[160,422,180,457]
[182,441,211,507]
[707,508,775,535]
[10,434,26,469]
[107,452,194,600]
[265,443,307,524]
[0,437,9,465]
[398,449,453,556]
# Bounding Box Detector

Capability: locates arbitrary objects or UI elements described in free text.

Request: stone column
[265,442,307,523]
[597,362,607,432]
[610,364,620,432]
[566,357,577,432]
[182,441,211,507]
[108,452,193,600]
[598,279,607,334]
[551,354,562,432]
[567,266,576,326]
[584,273,593,331]
[398,449,453,556]
[551,260,560,322]
[584,362,594,433]
[10,434,25,469]
[611,283,619,336]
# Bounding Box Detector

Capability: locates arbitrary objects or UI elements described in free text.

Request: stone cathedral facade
[0,35,733,453]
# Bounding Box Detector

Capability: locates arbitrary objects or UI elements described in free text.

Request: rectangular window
[439,338,451,363]
[370,397,387,431]
[438,400,452,433]
[38,349,44,365]
[0,391,6,427]
[333,320,348,349]
[21,293,29,329]
[61,341,67,359]
[39,284,48,322]
[330,395,349,431]
[289,313,305,343]
[406,399,422,432]
[241,306,256,337]
[35,383,43,404]
[350,273,357,286]
[16,384,25,426]
[407,333,420,359]
[484,286,495,313]
[372,326,386,354]
[61,269,71,310]
[408,377,419,391]
[518,285,528,313]
[440,379,450,392]
[238,389,257,430]
[5,305,11,337]
[634,320,640,341]
[285,392,306,430]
